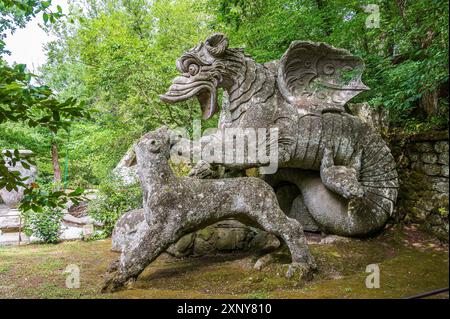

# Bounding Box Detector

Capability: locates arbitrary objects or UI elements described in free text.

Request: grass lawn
[0,225,448,299]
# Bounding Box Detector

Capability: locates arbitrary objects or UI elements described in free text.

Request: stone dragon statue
[160,33,398,237]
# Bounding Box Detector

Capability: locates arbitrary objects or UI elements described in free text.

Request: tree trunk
[51,143,62,183]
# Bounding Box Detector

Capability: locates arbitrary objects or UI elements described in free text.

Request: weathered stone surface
[167,233,196,257]
[111,208,145,253]
[431,177,449,193]
[0,205,21,231]
[248,230,280,252]
[432,193,449,205]
[112,147,139,186]
[0,150,37,207]
[265,169,392,236]
[274,183,339,233]
[62,213,102,227]
[112,208,278,256]
[0,232,30,246]
[421,153,438,164]
[434,141,449,153]
[347,102,388,133]
[442,165,449,177]
[103,127,316,292]
[0,203,101,245]
[422,206,449,243]
[187,160,222,179]
[408,206,428,223]
[397,155,410,168]
[197,220,281,253]
[422,164,442,176]
[415,142,434,153]
[319,235,351,245]
[82,224,95,238]
[59,225,84,241]
[389,132,448,242]
[438,152,449,165]
[67,201,89,217]
[160,33,398,238]
[0,214,20,232]
[289,195,320,232]
[212,220,254,251]
[410,153,420,162]
[275,184,299,214]
[192,234,214,255]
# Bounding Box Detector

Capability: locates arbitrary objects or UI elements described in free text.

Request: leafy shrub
[22,207,63,244]
[88,177,142,238]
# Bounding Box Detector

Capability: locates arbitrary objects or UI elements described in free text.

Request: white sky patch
[3,0,70,72]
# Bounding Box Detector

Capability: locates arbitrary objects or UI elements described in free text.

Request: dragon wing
[277,41,369,115]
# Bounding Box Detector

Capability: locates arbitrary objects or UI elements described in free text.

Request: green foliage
[88,177,143,237]
[438,207,448,218]
[401,114,449,135]
[22,206,63,244]
[0,148,32,191]
[20,183,84,214]
[18,181,85,244]
[0,61,89,132]
[1,0,89,213]
[170,160,193,177]
[209,0,449,125]
[37,0,215,185]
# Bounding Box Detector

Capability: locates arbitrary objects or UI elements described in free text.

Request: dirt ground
[0,225,448,299]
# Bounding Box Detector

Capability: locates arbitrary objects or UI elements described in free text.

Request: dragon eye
[188,63,200,76]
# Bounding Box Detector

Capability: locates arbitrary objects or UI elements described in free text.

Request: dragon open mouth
[159,78,218,120]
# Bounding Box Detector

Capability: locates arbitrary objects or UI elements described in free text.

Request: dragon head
[160,33,241,120]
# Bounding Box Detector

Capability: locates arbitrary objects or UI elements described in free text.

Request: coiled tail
[344,125,399,236]
[265,114,398,237]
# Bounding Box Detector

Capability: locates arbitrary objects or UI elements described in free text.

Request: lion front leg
[101,223,173,293]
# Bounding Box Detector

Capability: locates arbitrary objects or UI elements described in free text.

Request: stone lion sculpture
[160,33,398,237]
[102,127,316,292]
